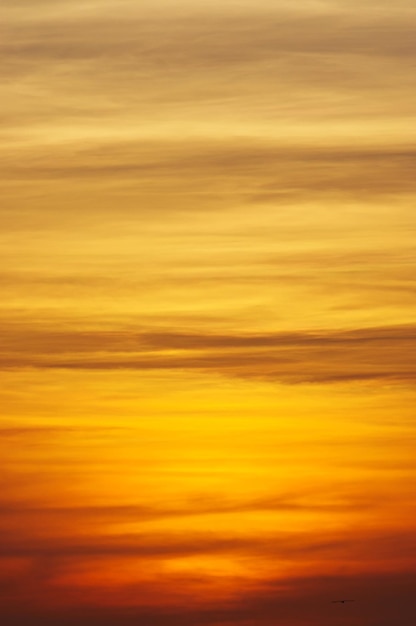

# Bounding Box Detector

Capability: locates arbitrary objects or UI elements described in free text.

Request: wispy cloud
[2,0,415,145]
[2,143,416,203]
[1,545,416,625]
[1,323,415,384]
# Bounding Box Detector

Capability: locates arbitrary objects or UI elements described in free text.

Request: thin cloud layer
[2,0,416,141]
[2,143,416,202]
[1,323,415,385]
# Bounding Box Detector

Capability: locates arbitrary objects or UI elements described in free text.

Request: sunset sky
[1,1,416,625]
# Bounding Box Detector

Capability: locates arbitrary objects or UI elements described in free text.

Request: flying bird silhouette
[331,600,354,604]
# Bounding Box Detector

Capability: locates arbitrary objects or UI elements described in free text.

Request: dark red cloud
[1,569,416,626]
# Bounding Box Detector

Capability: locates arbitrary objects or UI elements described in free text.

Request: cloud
[0,489,371,527]
[1,0,415,135]
[1,0,415,248]
[0,322,414,384]
[1,520,415,582]
[4,3,416,65]
[1,143,416,202]
[1,559,416,625]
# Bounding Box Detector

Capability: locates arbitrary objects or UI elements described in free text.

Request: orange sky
[1,1,416,625]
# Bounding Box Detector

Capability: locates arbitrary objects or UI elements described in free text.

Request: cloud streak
[1,553,416,625]
[2,144,416,203]
[1,323,415,384]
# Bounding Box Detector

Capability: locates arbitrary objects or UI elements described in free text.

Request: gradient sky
[1,1,416,625]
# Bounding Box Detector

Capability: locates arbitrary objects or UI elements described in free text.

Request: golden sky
[1,1,416,625]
